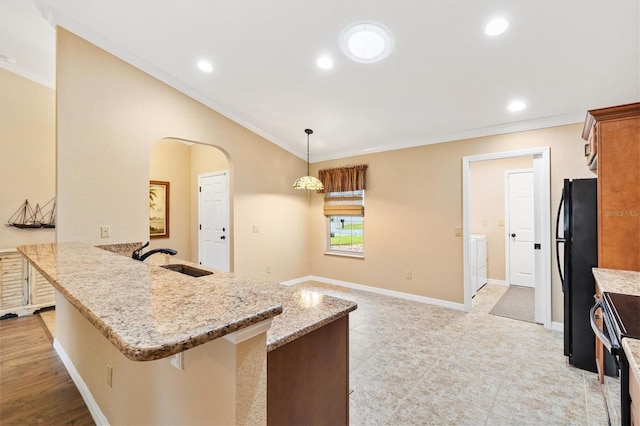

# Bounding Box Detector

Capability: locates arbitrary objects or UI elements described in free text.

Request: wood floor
[0,314,94,425]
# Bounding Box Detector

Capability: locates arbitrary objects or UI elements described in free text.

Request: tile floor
[298,282,621,426]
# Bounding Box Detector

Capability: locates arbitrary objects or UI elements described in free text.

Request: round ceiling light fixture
[340,22,394,63]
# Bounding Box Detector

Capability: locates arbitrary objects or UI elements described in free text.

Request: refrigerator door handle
[556,187,565,240]
[555,187,566,290]
[557,239,565,290]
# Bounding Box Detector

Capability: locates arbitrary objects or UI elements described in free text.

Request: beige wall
[470,156,534,281]
[149,139,229,264]
[56,28,310,281]
[149,139,192,259]
[55,292,267,425]
[0,69,56,249]
[309,124,594,322]
[53,26,597,323]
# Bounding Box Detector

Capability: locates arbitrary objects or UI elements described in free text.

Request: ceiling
[1,1,638,161]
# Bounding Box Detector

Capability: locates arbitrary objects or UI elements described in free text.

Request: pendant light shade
[293,129,324,191]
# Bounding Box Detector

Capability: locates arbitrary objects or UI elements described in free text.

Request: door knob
[511,233,516,238]
[220,235,226,240]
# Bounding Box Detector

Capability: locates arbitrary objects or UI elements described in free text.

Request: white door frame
[462,147,551,328]
[504,168,535,289]
[198,170,230,272]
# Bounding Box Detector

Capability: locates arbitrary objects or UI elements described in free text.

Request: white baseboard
[487,279,508,286]
[283,275,466,312]
[280,275,313,286]
[550,321,564,333]
[53,339,109,426]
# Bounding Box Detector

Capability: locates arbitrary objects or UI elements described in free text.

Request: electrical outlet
[100,226,110,238]
[266,265,271,274]
[106,364,113,387]
[405,269,412,279]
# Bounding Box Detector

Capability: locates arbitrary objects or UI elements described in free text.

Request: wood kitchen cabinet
[582,102,640,272]
[267,315,349,425]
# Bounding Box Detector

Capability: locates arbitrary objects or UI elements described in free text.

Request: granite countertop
[18,242,356,361]
[592,268,640,296]
[143,252,357,352]
[622,338,640,392]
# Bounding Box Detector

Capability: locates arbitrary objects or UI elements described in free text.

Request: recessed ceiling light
[316,55,333,70]
[485,17,509,36]
[340,22,394,64]
[197,60,213,73]
[507,100,527,112]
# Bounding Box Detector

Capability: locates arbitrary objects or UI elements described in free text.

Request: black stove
[604,292,640,341]
[598,292,639,426]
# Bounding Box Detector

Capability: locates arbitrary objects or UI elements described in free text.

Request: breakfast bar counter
[18,242,356,425]
[18,242,356,360]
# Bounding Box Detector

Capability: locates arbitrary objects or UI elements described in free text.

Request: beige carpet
[489,285,535,323]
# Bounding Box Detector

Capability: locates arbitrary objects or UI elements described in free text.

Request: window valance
[317,164,368,193]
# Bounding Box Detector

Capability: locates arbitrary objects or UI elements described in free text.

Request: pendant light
[293,129,324,191]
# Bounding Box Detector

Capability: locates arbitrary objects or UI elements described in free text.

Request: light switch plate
[100,226,110,238]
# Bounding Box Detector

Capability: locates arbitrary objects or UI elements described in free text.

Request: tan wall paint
[469,156,534,281]
[56,28,310,281]
[54,27,595,323]
[310,124,593,322]
[55,292,267,425]
[149,139,192,259]
[150,140,229,264]
[0,69,56,249]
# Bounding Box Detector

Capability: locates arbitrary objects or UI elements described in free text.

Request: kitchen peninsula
[18,242,356,425]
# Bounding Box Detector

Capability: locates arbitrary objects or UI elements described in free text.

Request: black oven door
[590,301,620,356]
[591,301,632,426]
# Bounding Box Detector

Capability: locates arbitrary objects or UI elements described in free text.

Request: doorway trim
[462,147,551,328]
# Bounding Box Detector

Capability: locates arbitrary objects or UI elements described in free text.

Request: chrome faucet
[132,241,177,261]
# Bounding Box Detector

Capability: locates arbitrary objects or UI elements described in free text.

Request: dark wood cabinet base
[267,316,349,425]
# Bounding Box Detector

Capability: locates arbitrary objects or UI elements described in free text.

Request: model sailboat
[39,197,56,228]
[6,198,56,229]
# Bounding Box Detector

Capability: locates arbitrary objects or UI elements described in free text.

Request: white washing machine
[470,234,488,294]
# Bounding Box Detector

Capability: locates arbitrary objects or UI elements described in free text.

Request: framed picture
[149,180,170,239]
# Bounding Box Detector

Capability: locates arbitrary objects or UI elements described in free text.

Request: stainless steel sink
[160,264,213,277]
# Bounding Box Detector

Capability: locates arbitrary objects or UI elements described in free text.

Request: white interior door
[507,170,535,287]
[198,171,229,272]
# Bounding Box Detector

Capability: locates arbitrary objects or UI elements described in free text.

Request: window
[318,165,367,257]
[325,190,364,255]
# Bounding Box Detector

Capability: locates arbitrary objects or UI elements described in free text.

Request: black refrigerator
[556,178,616,375]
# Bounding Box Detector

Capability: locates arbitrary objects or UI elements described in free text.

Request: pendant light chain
[306,130,311,176]
[293,128,323,191]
